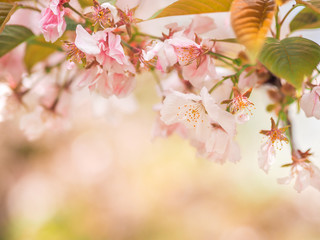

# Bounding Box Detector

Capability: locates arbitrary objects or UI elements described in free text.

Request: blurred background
[1,0,320,240]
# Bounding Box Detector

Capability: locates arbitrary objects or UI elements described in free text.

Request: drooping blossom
[170,37,217,89]
[222,87,254,123]
[258,118,289,173]
[182,53,217,89]
[79,66,135,98]
[74,25,100,55]
[75,25,130,67]
[142,41,177,71]
[152,104,187,140]
[20,105,69,140]
[40,0,67,43]
[160,87,236,143]
[278,150,320,192]
[92,70,135,98]
[167,37,204,66]
[300,86,320,119]
[193,123,240,164]
[74,25,135,97]
[19,77,72,140]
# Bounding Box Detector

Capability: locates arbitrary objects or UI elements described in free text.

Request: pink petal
[75,25,100,55]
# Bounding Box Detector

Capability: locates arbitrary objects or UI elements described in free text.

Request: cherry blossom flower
[182,54,217,89]
[258,118,289,173]
[160,87,236,142]
[160,88,212,141]
[222,87,254,123]
[19,105,69,140]
[80,66,135,98]
[74,25,100,55]
[40,0,66,43]
[94,30,128,66]
[300,86,320,119]
[142,41,177,71]
[278,150,320,192]
[167,37,203,66]
[152,104,187,140]
[194,124,240,164]
[75,25,129,67]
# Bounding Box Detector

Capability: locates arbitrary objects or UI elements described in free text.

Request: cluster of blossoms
[1,0,320,192]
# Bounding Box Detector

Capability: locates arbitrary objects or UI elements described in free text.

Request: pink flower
[75,25,129,67]
[167,37,203,66]
[258,140,276,173]
[258,118,289,173]
[278,150,320,192]
[40,0,66,43]
[106,72,136,98]
[300,86,320,119]
[160,88,211,141]
[75,25,101,55]
[222,87,254,124]
[195,125,240,164]
[81,66,135,98]
[182,54,217,89]
[142,41,177,71]
[95,30,127,65]
[152,104,187,140]
[19,106,69,140]
[160,87,236,142]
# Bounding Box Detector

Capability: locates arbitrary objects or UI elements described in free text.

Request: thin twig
[296,0,320,14]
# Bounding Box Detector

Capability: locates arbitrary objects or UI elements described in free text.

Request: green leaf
[259,37,320,88]
[24,35,62,72]
[290,7,320,32]
[99,0,116,5]
[150,0,233,19]
[0,2,17,33]
[0,24,34,57]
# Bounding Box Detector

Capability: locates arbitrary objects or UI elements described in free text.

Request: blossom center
[177,103,205,128]
[230,95,254,114]
[175,46,202,65]
[64,42,85,64]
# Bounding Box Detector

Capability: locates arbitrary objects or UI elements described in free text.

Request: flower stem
[64,3,85,19]
[208,51,235,62]
[17,4,41,12]
[280,4,302,26]
[275,6,281,39]
[121,40,140,53]
[285,111,295,155]
[135,32,162,40]
[209,75,232,94]
[151,69,164,94]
